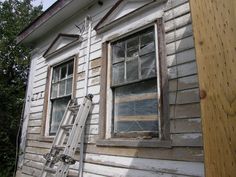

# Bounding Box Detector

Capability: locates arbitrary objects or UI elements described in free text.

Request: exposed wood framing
[156,18,170,140]
[189,0,236,176]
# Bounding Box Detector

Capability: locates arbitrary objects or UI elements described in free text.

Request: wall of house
[17,0,205,176]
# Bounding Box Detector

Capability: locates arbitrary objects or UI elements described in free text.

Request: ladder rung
[68,105,79,110]
[60,124,73,130]
[53,145,65,150]
[44,167,56,173]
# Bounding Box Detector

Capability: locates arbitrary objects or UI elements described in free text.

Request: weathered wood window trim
[40,55,78,141]
[98,19,170,148]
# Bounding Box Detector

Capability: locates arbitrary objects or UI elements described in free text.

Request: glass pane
[112,42,125,63]
[115,99,158,116]
[114,121,158,133]
[50,97,70,134]
[66,78,72,95]
[59,80,66,96]
[127,36,139,57]
[115,79,157,96]
[60,65,67,79]
[141,31,154,46]
[126,58,139,82]
[68,62,73,76]
[141,52,156,79]
[52,68,59,83]
[51,83,58,98]
[140,42,155,56]
[112,63,124,85]
[113,79,158,134]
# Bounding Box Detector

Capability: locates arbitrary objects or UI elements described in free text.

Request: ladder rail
[40,95,92,177]
[55,95,93,177]
[40,99,79,177]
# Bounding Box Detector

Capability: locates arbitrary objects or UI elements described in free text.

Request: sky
[32,0,57,10]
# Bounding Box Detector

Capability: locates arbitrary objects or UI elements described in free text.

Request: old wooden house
[16,0,207,176]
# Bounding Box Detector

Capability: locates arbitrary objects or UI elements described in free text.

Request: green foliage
[0,0,42,176]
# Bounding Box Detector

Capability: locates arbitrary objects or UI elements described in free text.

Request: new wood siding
[17,0,204,176]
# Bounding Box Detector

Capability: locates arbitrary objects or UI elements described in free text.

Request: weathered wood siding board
[164,2,190,22]
[169,74,199,92]
[171,133,203,147]
[170,118,202,133]
[83,163,187,177]
[164,0,202,151]
[165,13,192,33]
[166,48,196,67]
[170,103,201,119]
[165,0,188,11]
[18,0,205,176]
[84,153,204,177]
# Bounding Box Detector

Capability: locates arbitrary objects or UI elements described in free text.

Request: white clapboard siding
[32,85,45,94]
[165,0,188,11]
[166,48,196,67]
[169,74,199,92]
[83,163,187,177]
[166,36,194,55]
[17,1,205,177]
[171,133,203,147]
[84,153,204,176]
[170,103,201,119]
[165,24,193,44]
[168,61,198,79]
[165,13,191,32]
[170,118,202,133]
[34,72,47,83]
[164,2,190,21]
[29,112,43,120]
[169,88,200,105]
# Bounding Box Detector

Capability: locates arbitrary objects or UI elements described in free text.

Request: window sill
[96,138,172,148]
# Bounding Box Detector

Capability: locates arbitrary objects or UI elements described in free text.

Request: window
[49,60,74,135]
[110,27,159,138]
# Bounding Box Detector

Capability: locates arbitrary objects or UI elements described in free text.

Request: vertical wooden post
[189,0,236,177]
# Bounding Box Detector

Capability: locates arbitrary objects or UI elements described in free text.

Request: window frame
[110,26,160,138]
[41,55,78,138]
[98,19,170,147]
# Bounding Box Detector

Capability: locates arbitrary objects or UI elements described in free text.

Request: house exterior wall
[17,0,205,176]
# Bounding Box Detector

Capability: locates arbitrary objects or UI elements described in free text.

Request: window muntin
[111,27,159,137]
[49,60,74,135]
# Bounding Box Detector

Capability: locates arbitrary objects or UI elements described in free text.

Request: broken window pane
[112,63,124,85]
[50,97,70,135]
[141,52,156,79]
[141,31,154,46]
[140,42,155,56]
[127,36,139,57]
[126,58,139,82]
[60,65,67,79]
[68,62,73,76]
[112,42,125,63]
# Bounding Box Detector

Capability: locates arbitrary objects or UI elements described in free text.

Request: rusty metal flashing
[16,0,74,44]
